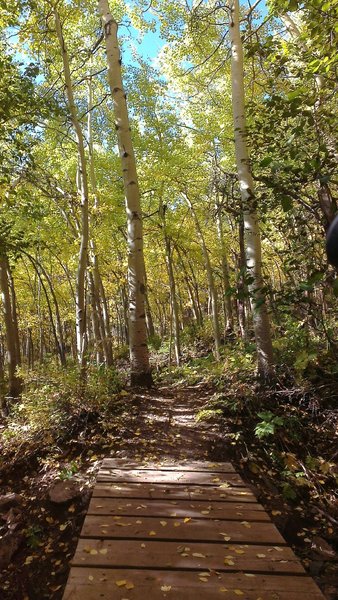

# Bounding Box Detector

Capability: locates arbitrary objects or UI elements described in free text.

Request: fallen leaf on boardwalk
[174,522,181,527]
[161,585,172,592]
[224,558,235,566]
[272,510,281,516]
[219,588,228,593]
[115,580,127,587]
[125,582,134,590]
[59,523,67,531]
[199,577,208,582]
[241,521,251,528]
[201,511,210,515]
[256,554,266,558]
[149,531,157,536]
[234,590,244,596]
[141,543,146,548]
[160,521,167,526]
[25,556,33,565]
[88,576,94,581]
[184,518,191,523]
[99,548,108,555]
[192,553,206,558]
[235,549,245,554]
[90,549,98,555]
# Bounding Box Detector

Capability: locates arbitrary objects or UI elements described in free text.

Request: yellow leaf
[219,587,228,593]
[88,576,94,581]
[199,577,208,582]
[99,549,108,555]
[115,580,127,587]
[160,521,167,527]
[161,585,172,592]
[192,553,206,558]
[224,559,235,566]
[174,522,181,527]
[184,517,191,523]
[272,510,281,516]
[235,549,245,554]
[90,549,98,555]
[234,590,244,596]
[59,524,67,531]
[25,556,33,565]
[90,455,98,462]
[149,531,157,536]
[125,582,134,590]
[256,554,266,558]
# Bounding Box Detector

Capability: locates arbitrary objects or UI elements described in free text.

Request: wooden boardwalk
[63,459,326,599]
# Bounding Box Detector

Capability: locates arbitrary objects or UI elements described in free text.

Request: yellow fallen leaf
[192,553,206,558]
[272,510,281,516]
[99,549,108,555]
[90,549,98,555]
[235,549,245,554]
[234,590,244,596]
[25,556,33,565]
[184,518,191,523]
[199,577,208,582]
[256,554,266,558]
[161,585,172,592]
[90,455,98,461]
[160,521,167,527]
[59,524,67,531]
[149,531,157,536]
[224,559,235,566]
[201,511,210,515]
[174,522,181,527]
[125,582,134,590]
[88,576,94,581]
[219,588,228,593]
[115,580,127,587]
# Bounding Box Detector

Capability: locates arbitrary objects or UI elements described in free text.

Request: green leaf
[281,196,293,212]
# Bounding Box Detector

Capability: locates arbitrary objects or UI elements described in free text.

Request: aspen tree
[0,255,22,400]
[229,0,274,377]
[98,0,152,386]
[54,9,89,373]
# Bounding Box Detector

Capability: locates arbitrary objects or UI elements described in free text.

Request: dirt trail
[114,381,226,462]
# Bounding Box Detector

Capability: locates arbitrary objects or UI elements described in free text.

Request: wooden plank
[71,539,305,574]
[92,483,257,502]
[97,469,245,486]
[101,458,236,472]
[81,515,285,544]
[87,498,268,521]
[63,569,326,600]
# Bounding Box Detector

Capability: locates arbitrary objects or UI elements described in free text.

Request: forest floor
[0,373,338,599]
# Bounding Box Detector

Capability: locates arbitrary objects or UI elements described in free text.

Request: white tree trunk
[229,0,274,377]
[54,9,89,371]
[0,255,22,400]
[184,196,221,360]
[98,0,152,386]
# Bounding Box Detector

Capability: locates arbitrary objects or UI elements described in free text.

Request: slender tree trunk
[230,0,274,377]
[98,0,152,386]
[184,196,221,359]
[87,73,114,367]
[215,197,234,333]
[159,197,181,365]
[8,269,21,367]
[144,271,155,338]
[0,255,22,400]
[54,9,89,375]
